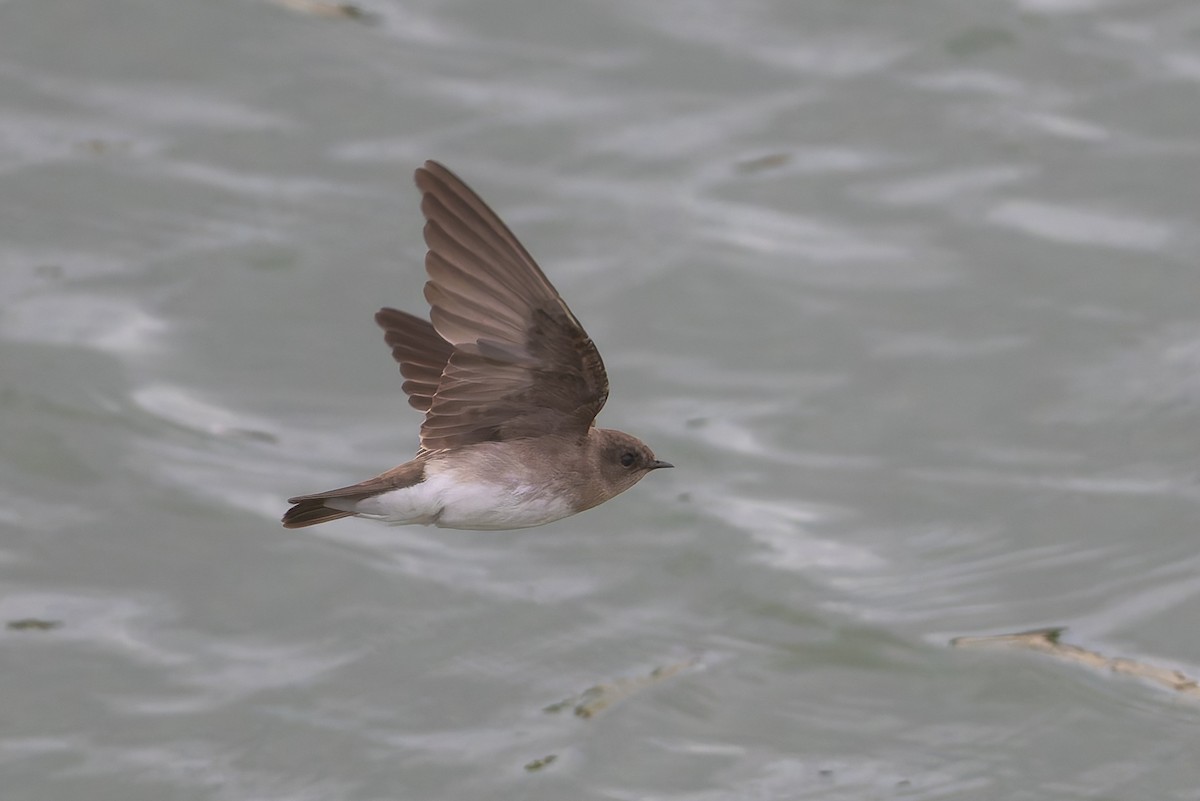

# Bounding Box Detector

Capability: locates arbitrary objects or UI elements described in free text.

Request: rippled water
[5,0,1200,798]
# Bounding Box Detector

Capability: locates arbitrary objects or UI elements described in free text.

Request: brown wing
[375,307,454,414]
[412,161,609,451]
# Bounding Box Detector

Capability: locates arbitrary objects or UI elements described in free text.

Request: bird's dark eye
[620,452,636,467]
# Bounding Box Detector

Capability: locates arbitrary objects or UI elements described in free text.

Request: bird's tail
[281,499,355,529]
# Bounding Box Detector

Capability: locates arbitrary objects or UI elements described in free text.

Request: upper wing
[412,160,609,451]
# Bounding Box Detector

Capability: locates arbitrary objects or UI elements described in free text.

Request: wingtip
[415,160,453,188]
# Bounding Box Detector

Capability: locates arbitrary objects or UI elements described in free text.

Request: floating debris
[7,618,63,631]
[952,627,1200,700]
[736,153,790,174]
[266,0,374,22]
[75,139,131,155]
[523,754,557,772]
[212,425,279,444]
[545,657,699,719]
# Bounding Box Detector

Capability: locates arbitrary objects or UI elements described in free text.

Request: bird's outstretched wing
[390,161,609,452]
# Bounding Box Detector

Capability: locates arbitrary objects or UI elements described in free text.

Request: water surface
[4,0,1200,798]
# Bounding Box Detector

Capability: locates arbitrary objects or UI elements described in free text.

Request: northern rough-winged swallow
[282,161,671,530]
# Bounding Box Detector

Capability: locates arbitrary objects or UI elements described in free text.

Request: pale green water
[4,1,1200,798]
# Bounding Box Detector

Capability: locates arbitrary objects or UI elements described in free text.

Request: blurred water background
[4,0,1200,798]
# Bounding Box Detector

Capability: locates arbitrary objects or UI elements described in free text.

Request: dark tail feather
[282,499,355,529]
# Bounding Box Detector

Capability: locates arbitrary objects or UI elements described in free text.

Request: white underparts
[327,467,573,530]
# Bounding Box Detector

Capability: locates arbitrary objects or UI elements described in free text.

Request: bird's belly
[438,482,574,530]
[346,473,573,531]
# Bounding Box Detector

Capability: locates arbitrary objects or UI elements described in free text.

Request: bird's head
[583,428,672,508]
